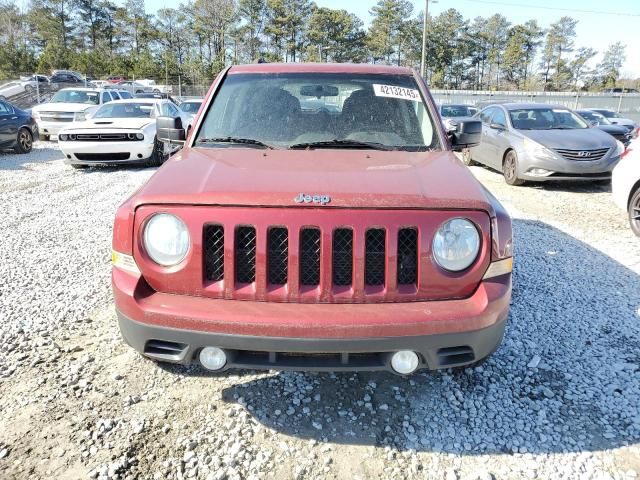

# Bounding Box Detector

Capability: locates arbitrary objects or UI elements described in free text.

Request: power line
[461,0,640,17]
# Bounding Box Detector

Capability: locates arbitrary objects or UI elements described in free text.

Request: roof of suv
[228,63,414,75]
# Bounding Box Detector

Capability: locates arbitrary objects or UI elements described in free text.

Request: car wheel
[461,148,475,166]
[503,150,525,186]
[629,188,640,237]
[149,137,168,167]
[14,128,33,154]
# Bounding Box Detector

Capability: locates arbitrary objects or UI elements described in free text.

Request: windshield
[596,110,619,119]
[180,101,202,113]
[195,73,439,151]
[579,111,611,125]
[51,90,100,105]
[509,108,588,130]
[441,105,476,118]
[93,102,155,118]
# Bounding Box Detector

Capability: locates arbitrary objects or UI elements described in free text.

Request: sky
[141,0,640,77]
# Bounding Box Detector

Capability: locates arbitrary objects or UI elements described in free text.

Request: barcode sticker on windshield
[373,84,421,102]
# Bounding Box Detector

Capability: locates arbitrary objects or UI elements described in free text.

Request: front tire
[148,137,168,167]
[503,150,525,186]
[461,148,475,166]
[14,128,33,154]
[629,188,640,237]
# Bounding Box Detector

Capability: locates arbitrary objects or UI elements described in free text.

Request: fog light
[199,347,227,371]
[390,350,419,374]
[527,168,553,177]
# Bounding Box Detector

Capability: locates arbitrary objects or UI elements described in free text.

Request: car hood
[608,118,636,127]
[521,128,616,150]
[65,118,154,130]
[32,102,98,113]
[596,124,629,135]
[132,148,494,213]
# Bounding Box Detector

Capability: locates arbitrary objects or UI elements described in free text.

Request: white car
[612,137,640,236]
[116,81,159,95]
[57,98,190,168]
[31,88,120,140]
[177,98,203,126]
[0,81,33,100]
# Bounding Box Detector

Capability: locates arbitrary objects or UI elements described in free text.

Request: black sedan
[576,109,632,146]
[0,99,37,154]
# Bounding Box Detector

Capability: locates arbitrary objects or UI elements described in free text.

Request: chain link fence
[431,90,640,122]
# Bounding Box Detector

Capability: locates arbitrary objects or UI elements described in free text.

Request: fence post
[178,75,182,97]
[35,75,40,104]
[574,93,579,110]
[617,94,623,113]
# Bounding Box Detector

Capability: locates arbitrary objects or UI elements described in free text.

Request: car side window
[163,103,180,117]
[479,107,495,125]
[491,108,507,128]
[0,101,10,114]
[102,92,111,104]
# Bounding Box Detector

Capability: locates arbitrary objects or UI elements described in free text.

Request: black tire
[502,150,525,186]
[148,137,168,167]
[629,188,640,237]
[14,128,33,154]
[42,134,50,142]
[461,147,475,166]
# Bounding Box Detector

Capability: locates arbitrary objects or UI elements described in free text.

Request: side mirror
[157,115,185,144]
[489,122,506,130]
[451,119,482,151]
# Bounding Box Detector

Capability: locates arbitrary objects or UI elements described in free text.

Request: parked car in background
[58,98,187,168]
[117,81,158,95]
[467,103,623,185]
[116,90,133,99]
[20,74,50,85]
[587,108,638,137]
[0,80,33,100]
[0,98,37,153]
[134,92,170,100]
[31,88,119,140]
[438,103,479,132]
[113,63,512,376]
[177,98,203,124]
[51,70,84,80]
[107,75,125,84]
[602,88,639,94]
[612,136,640,236]
[576,109,632,146]
[50,73,85,87]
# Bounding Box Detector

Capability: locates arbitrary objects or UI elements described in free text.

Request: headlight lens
[143,213,190,266]
[614,140,625,157]
[135,132,144,140]
[432,218,480,272]
[59,133,68,141]
[523,137,556,160]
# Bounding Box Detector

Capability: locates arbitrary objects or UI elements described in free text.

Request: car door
[0,100,17,145]
[471,107,496,165]
[483,107,510,170]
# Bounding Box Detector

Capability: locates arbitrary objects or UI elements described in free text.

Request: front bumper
[59,140,154,165]
[113,267,512,373]
[518,149,621,182]
[37,121,69,136]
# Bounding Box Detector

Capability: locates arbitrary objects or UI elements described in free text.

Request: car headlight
[74,111,86,122]
[432,218,480,272]
[59,133,68,141]
[614,140,625,157]
[523,137,556,160]
[143,213,190,266]
[135,132,144,140]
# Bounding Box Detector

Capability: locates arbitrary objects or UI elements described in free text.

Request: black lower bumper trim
[117,311,507,373]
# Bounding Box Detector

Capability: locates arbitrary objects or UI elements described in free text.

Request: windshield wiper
[197,136,276,149]
[289,139,394,151]
[549,126,577,130]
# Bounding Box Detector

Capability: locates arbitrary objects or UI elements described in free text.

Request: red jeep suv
[112,63,513,375]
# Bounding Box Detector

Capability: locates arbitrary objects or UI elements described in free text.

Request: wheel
[502,150,525,186]
[25,85,33,93]
[461,148,475,166]
[148,137,168,167]
[14,128,33,154]
[42,134,50,141]
[629,188,640,237]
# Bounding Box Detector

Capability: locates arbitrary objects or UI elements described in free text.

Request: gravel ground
[0,144,639,480]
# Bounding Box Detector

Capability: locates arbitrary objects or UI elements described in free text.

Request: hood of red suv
[132,147,493,213]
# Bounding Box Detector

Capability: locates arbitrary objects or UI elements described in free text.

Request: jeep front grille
[365,229,386,286]
[332,228,353,286]
[235,226,256,283]
[267,227,288,285]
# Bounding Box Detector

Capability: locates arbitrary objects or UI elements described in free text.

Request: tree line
[0,0,632,91]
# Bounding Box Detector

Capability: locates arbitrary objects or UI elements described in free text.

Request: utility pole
[420,0,438,79]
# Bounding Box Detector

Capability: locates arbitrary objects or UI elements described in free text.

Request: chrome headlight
[59,133,68,141]
[135,132,144,140]
[432,218,480,272]
[523,137,556,161]
[74,111,86,122]
[143,213,190,266]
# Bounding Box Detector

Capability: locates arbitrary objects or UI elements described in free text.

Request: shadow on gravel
[0,144,62,170]
[214,219,640,456]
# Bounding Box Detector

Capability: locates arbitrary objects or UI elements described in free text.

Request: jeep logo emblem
[294,193,331,205]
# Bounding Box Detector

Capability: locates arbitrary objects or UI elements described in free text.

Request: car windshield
[509,108,588,130]
[195,72,439,151]
[596,110,619,119]
[579,111,611,125]
[93,102,155,118]
[180,101,202,113]
[441,105,475,117]
[51,90,100,105]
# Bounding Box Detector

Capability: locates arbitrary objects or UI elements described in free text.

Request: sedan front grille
[554,148,610,161]
[74,133,140,141]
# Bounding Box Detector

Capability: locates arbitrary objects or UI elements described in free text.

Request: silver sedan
[465,103,624,185]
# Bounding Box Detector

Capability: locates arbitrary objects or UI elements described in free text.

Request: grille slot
[300,228,321,286]
[397,228,418,285]
[332,228,353,286]
[554,148,609,161]
[365,229,386,286]
[74,152,130,161]
[204,225,225,281]
[235,226,256,283]
[268,227,288,285]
